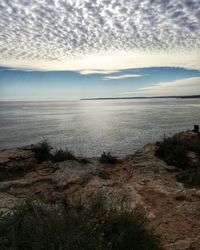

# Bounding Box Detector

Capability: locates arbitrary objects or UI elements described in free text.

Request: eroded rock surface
[0,137,200,250]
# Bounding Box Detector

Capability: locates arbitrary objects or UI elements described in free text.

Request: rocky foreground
[0,131,200,250]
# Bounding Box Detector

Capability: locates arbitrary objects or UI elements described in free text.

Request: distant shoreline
[80,95,200,100]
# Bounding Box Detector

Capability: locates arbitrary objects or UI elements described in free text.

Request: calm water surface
[0,99,200,156]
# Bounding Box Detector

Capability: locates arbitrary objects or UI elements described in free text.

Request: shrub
[52,149,76,162]
[176,163,200,187]
[156,137,188,169]
[185,139,200,156]
[78,158,90,164]
[32,140,52,163]
[0,198,162,250]
[102,210,161,250]
[33,141,77,163]
[99,152,118,164]
[156,134,200,186]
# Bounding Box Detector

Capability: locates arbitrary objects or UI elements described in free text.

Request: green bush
[156,137,188,169]
[176,163,200,187]
[33,141,77,163]
[78,158,90,164]
[0,198,162,250]
[52,149,76,162]
[99,152,118,164]
[32,140,52,163]
[185,139,200,156]
[156,135,200,186]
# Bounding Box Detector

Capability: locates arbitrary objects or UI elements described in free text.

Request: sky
[0,0,200,100]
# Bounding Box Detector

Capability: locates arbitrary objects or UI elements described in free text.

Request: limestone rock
[165,239,192,250]
[0,133,199,248]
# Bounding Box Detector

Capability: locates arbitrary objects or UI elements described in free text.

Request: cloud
[1,50,200,72]
[103,74,143,80]
[0,0,199,71]
[79,70,119,75]
[121,76,200,96]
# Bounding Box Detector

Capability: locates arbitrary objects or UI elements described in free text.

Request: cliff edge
[0,131,200,250]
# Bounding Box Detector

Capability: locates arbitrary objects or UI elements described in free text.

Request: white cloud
[103,74,143,80]
[121,77,200,96]
[0,0,199,70]
[79,69,119,75]
[0,50,200,71]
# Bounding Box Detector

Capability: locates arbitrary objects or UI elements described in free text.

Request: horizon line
[80,94,200,100]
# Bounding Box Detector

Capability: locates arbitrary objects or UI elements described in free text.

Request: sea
[0,99,200,157]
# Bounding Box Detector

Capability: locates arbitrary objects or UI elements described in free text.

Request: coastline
[80,95,200,101]
[0,131,200,249]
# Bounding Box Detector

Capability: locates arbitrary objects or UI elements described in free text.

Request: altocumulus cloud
[0,0,200,71]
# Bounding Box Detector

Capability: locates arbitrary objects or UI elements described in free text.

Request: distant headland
[80,95,200,100]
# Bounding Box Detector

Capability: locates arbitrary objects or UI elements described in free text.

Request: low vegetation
[32,140,52,163]
[99,152,118,164]
[52,149,76,162]
[77,158,90,164]
[32,140,76,163]
[156,136,188,169]
[176,163,200,187]
[0,198,162,250]
[156,134,200,186]
[33,141,119,166]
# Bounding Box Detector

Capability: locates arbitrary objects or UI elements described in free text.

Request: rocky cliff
[0,132,200,250]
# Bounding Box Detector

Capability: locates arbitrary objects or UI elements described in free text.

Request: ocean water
[0,99,200,157]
